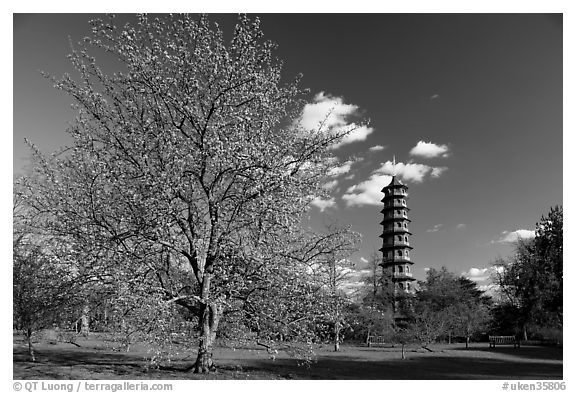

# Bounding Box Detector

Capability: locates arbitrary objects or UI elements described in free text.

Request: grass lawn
[13,335,562,380]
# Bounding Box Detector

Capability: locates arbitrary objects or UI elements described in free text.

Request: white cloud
[497,229,536,244]
[341,160,447,207]
[369,144,385,152]
[375,160,447,183]
[463,266,505,283]
[322,179,338,190]
[298,92,373,149]
[427,224,442,233]
[409,141,450,158]
[342,173,392,206]
[468,267,488,277]
[333,124,374,149]
[465,267,489,282]
[310,197,336,212]
[327,160,354,177]
[456,223,466,229]
[299,92,358,130]
[431,167,448,178]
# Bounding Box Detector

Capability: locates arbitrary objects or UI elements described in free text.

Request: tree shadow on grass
[15,346,143,367]
[13,345,153,379]
[451,345,562,362]
[244,352,563,380]
[14,344,563,380]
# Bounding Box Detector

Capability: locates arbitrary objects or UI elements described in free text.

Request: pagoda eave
[380,258,415,265]
[379,230,412,237]
[380,244,413,250]
[379,218,412,223]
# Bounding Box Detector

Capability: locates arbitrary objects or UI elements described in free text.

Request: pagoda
[379,160,416,315]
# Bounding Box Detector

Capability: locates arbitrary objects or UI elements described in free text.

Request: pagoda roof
[381,176,407,190]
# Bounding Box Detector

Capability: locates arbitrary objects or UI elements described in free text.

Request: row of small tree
[349,260,492,351]
[13,193,562,367]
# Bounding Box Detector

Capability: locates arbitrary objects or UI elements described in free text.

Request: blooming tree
[13,192,83,361]
[20,14,360,372]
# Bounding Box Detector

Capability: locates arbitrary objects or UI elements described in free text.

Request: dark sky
[13,13,563,289]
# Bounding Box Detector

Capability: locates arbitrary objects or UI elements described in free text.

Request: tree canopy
[400,267,491,348]
[494,206,563,338]
[18,14,360,372]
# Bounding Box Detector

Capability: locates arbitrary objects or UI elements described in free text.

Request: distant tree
[388,326,413,360]
[417,267,461,309]
[13,214,80,360]
[402,267,491,349]
[408,302,452,349]
[322,254,357,352]
[313,224,360,351]
[494,206,563,340]
[451,277,492,348]
[342,303,394,343]
[361,250,382,309]
[240,225,358,356]
[357,251,395,342]
[19,14,362,372]
[402,267,455,348]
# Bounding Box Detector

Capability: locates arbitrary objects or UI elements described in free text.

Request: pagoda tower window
[398,266,404,273]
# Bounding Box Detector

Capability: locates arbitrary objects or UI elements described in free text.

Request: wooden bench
[489,335,520,348]
[367,335,386,347]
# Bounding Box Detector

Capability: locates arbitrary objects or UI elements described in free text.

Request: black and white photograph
[12,8,565,385]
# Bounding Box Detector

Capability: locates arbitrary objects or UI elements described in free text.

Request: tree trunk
[193,302,221,373]
[401,343,406,360]
[366,326,371,345]
[26,327,36,362]
[79,304,90,337]
[465,335,470,349]
[334,321,341,352]
[522,325,528,341]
